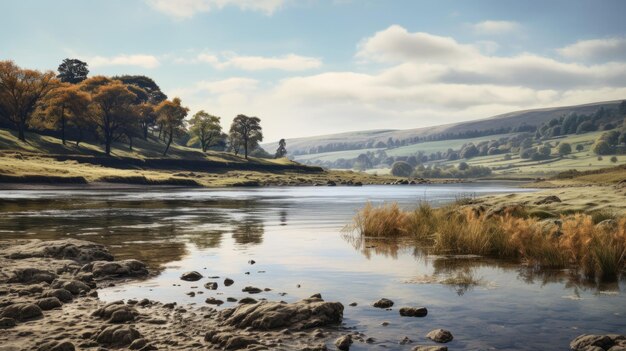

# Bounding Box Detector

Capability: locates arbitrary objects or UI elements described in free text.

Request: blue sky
[2,0,626,141]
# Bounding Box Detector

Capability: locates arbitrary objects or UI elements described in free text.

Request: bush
[611,156,618,163]
[592,140,612,155]
[390,161,413,177]
[575,144,584,152]
[558,143,572,155]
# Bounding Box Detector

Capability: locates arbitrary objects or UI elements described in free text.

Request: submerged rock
[180,271,203,281]
[242,286,262,294]
[399,307,428,317]
[373,298,394,308]
[427,329,453,343]
[219,297,343,330]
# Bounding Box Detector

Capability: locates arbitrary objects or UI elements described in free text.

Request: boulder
[427,329,453,343]
[219,297,343,330]
[95,325,142,347]
[204,282,218,290]
[3,239,113,263]
[0,317,16,329]
[238,297,258,304]
[412,346,448,351]
[87,259,148,278]
[242,286,262,294]
[37,297,63,311]
[180,271,203,281]
[7,268,57,284]
[42,289,73,303]
[335,335,352,351]
[373,298,394,308]
[52,279,91,295]
[205,297,224,305]
[0,303,43,321]
[92,301,138,323]
[399,307,428,317]
[224,278,234,286]
[570,335,614,351]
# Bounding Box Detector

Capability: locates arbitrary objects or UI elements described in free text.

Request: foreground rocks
[570,334,626,351]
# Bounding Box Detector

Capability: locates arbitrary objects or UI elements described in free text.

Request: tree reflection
[231,216,264,245]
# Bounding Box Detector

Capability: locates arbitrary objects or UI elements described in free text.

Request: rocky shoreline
[1,239,622,350]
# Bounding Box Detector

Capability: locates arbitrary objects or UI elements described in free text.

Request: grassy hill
[264,100,623,158]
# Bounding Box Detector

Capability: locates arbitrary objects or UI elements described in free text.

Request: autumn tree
[275,139,287,158]
[0,60,57,141]
[187,110,223,152]
[39,83,90,145]
[156,97,188,156]
[82,77,138,155]
[57,58,89,84]
[115,75,166,139]
[229,114,263,159]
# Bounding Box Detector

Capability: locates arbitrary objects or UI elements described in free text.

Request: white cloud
[146,0,285,18]
[169,26,626,141]
[86,54,160,69]
[178,52,322,71]
[557,37,626,62]
[472,20,520,35]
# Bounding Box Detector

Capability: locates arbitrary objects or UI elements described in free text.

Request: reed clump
[349,202,626,281]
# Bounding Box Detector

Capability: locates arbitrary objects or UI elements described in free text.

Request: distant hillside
[264,100,623,155]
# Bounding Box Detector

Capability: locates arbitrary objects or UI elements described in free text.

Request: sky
[1,0,626,142]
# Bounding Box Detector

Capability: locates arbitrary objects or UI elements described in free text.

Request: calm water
[0,184,624,350]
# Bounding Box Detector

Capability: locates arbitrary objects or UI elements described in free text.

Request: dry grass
[348,202,626,281]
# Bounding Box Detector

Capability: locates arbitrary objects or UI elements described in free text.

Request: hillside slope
[264,100,622,155]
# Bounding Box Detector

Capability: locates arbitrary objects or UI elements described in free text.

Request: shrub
[558,143,572,155]
[391,161,413,177]
[592,140,612,155]
[610,156,618,163]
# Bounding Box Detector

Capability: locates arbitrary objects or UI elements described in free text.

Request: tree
[275,139,287,158]
[0,61,57,141]
[575,144,584,152]
[458,162,469,170]
[391,161,413,177]
[620,100,626,116]
[592,140,612,155]
[115,75,167,104]
[187,110,223,152]
[84,77,138,155]
[460,144,479,159]
[610,156,618,163]
[229,114,263,159]
[558,142,572,156]
[39,83,90,145]
[156,97,188,156]
[57,58,89,84]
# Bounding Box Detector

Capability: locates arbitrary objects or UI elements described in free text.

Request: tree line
[0,59,288,159]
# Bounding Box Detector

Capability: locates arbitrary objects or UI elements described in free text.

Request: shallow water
[0,183,624,350]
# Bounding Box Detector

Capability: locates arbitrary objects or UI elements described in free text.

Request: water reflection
[231,216,264,245]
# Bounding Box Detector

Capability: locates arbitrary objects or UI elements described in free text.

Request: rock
[597,219,618,232]
[399,307,428,317]
[205,297,224,305]
[238,297,258,304]
[485,203,525,219]
[180,271,203,281]
[310,293,322,299]
[0,317,16,329]
[219,297,343,330]
[92,301,138,323]
[327,180,336,186]
[129,338,147,350]
[4,239,113,263]
[42,288,74,303]
[37,340,76,351]
[225,335,258,349]
[349,302,357,307]
[570,334,614,351]
[7,268,57,284]
[224,278,234,286]
[248,260,256,265]
[95,325,142,347]
[242,286,262,294]
[186,291,196,297]
[52,279,91,295]
[534,195,562,205]
[204,282,218,290]
[335,335,352,351]
[412,346,448,351]
[0,303,43,321]
[87,259,148,278]
[427,329,453,343]
[227,297,237,302]
[37,297,63,311]
[373,298,394,308]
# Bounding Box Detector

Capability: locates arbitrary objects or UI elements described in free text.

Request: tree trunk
[60,107,66,145]
[163,133,172,156]
[129,136,133,151]
[143,125,148,140]
[17,117,26,141]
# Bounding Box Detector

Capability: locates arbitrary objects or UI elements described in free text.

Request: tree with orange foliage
[0,60,57,141]
[39,83,90,145]
[156,97,188,156]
